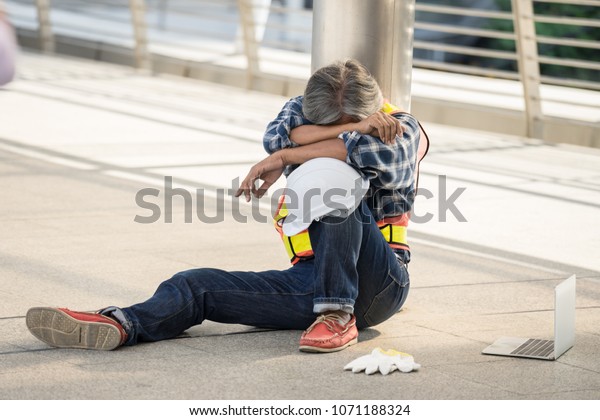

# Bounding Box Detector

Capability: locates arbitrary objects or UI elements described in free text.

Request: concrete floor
[1,53,599,406]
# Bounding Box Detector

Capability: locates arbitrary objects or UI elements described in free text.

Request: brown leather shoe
[299,313,358,353]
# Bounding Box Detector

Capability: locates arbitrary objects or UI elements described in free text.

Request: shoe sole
[299,337,358,353]
[26,307,122,351]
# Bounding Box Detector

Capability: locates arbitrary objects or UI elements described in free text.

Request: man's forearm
[290,124,356,145]
[280,139,347,165]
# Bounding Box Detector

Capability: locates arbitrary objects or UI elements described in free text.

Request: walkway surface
[1,52,599,402]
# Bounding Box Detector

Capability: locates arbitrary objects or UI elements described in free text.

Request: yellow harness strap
[274,199,314,265]
[274,198,409,265]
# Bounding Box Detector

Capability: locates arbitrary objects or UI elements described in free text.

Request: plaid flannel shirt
[263,96,421,221]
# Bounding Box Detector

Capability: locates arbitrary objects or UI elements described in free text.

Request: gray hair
[302,59,383,125]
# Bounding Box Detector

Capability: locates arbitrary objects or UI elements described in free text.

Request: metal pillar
[129,0,151,70]
[311,0,416,110]
[512,0,543,139]
[35,0,55,53]
[237,0,261,88]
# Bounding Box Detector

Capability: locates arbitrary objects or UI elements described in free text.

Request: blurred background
[5,0,600,85]
[3,0,599,146]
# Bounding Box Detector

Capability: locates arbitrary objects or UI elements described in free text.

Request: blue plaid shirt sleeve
[263,96,311,154]
[339,113,421,219]
[340,113,420,189]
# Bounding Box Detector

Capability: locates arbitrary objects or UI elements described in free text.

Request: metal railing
[413,0,600,90]
[3,0,599,139]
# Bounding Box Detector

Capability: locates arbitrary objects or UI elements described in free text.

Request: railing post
[129,0,151,70]
[237,0,261,89]
[392,0,416,111]
[35,0,55,53]
[312,0,415,111]
[158,0,168,30]
[512,0,544,139]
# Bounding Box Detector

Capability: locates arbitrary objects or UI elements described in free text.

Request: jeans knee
[357,282,409,328]
[161,270,198,298]
[318,211,361,230]
[166,268,220,300]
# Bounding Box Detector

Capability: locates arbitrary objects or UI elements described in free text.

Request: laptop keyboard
[511,339,554,358]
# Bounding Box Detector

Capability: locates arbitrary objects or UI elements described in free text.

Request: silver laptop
[482,275,576,361]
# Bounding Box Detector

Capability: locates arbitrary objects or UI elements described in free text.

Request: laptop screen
[554,275,576,358]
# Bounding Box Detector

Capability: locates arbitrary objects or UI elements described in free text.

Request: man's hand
[354,111,404,144]
[235,152,286,202]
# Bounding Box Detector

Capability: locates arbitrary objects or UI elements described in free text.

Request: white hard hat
[282,158,369,236]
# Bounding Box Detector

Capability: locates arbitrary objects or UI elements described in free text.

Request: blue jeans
[110,202,410,346]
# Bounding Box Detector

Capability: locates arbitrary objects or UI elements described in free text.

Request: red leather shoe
[26,307,127,350]
[299,313,358,353]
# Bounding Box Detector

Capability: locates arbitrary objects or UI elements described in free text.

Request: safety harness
[274,104,430,265]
